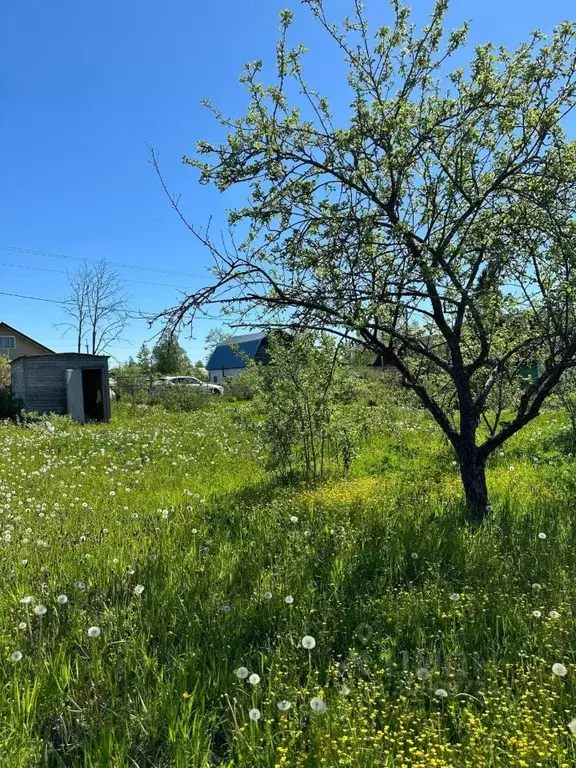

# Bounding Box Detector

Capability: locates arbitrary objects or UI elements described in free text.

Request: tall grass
[0,403,575,766]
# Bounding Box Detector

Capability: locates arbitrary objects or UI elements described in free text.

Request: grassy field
[1,401,576,767]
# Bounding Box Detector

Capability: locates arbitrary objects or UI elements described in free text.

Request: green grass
[1,402,576,766]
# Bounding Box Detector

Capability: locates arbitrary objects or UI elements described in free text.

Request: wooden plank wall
[13,355,109,417]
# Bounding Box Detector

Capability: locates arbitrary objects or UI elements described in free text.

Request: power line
[0,288,169,320]
[0,244,207,279]
[0,260,195,291]
[0,290,66,304]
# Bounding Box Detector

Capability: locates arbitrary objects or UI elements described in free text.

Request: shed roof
[206,332,267,371]
[10,352,109,364]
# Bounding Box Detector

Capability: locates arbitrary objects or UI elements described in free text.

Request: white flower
[235,666,249,680]
[87,626,101,638]
[290,515,299,523]
[284,595,294,604]
[302,635,316,650]
[416,667,430,680]
[533,610,542,618]
[249,673,261,685]
[74,580,86,590]
[18,622,27,630]
[20,596,35,605]
[410,552,419,560]
[277,700,291,711]
[126,567,135,575]
[263,591,273,601]
[248,708,261,721]
[134,585,145,596]
[56,594,68,605]
[568,718,576,734]
[34,604,47,616]
[434,688,449,698]
[553,663,568,677]
[339,685,351,696]
[10,651,23,661]
[549,610,561,619]
[449,593,460,602]
[532,583,542,591]
[310,697,327,714]
[538,532,547,540]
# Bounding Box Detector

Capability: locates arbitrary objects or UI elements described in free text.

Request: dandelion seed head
[10,651,23,661]
[416,667,430,680]
[302,635,316,650]
[449,593,461,602]
[568,718,576,734]
[133,584,145,596]
[434,688,449,698]
[532,583,542,591]
[549,610,561,619]
[553,662,568,677]
[235,666,249,679]
[411,552,419,560]
[538,532,547,540]
[20,596,35,605]
[263,591,273,600]
[277,700,291,711]
[18,622,27,630]
[310,697,327,714]
[249,708,261,721]
[284,595,294,604]
[56,594,68,605]
[87,626,101,638]
[290,515,299,523]
[249,673,261,685]
[33,604,47,616]
[533,610,542,618]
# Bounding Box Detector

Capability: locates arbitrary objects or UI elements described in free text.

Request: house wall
[208,367,243,384]
[0,323,52,361]
[11,354,110,421]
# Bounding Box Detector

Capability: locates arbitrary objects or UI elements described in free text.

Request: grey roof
[10,352,109,364]
[206,332,267,371]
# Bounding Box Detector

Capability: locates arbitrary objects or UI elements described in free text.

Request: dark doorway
[82,368,104,421]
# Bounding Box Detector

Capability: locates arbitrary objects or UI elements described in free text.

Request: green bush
[243,333,373,483]
[0,355,14,418]
[150,384,217,413]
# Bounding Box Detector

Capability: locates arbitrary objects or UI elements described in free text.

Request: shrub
[150,384,216,413]
[0,355,14,418]
[244,333,372,484]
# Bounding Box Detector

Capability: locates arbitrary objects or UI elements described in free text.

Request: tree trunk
[458,449,489,526]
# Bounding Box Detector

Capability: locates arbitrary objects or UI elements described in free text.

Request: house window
[0,336,15,349]
[213,375,218,383]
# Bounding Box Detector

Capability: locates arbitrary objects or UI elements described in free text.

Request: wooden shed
[11,353,111,423]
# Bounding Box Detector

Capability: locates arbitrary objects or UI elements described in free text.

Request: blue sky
[1,0,574,364]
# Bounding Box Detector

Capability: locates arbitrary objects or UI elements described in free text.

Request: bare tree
[59,262,91,353]
[61,260,129,354]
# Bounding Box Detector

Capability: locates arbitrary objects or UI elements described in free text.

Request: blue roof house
[206,332,271,384]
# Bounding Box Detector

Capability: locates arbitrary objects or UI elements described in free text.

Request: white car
[152,376,223,395]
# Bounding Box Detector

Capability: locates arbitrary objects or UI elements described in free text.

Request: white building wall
[208,368,243,384]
